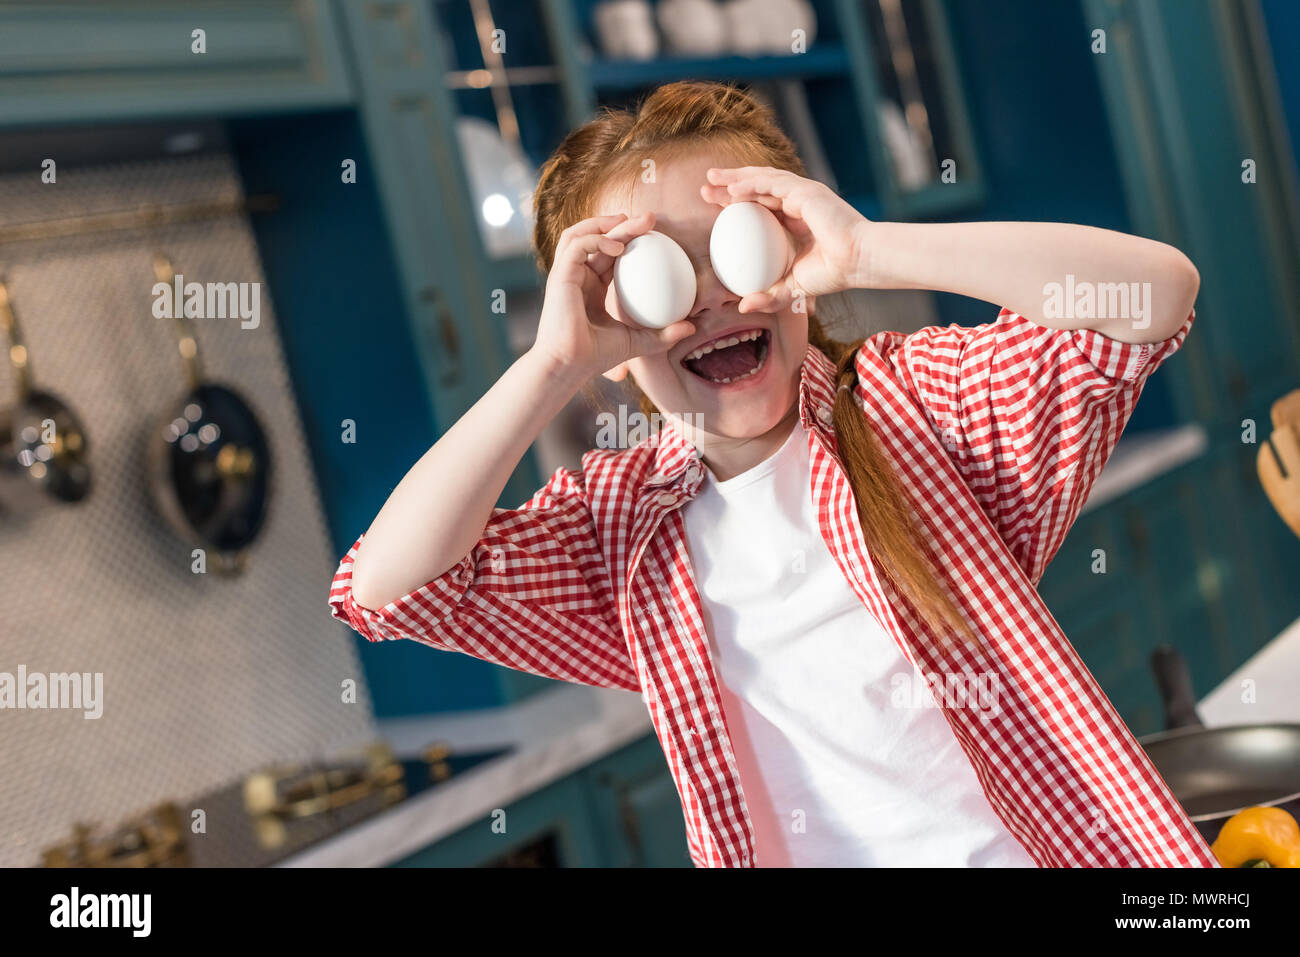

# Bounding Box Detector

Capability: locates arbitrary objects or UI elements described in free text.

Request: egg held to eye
[613,231,698,329]
[709,201,794,297]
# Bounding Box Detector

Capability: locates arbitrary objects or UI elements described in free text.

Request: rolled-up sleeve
[328,466,640,691]
[886,307,1195,583]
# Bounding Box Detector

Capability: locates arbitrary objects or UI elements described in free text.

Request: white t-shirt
[681,417,1037,867]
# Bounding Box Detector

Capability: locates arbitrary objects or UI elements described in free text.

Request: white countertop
[1082,423,1208,513]
[276,684,652,867]
[1198,615,1300,726]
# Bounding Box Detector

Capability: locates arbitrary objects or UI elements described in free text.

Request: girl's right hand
[532,212,697,380]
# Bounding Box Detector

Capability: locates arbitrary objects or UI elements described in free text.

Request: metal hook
[151,253,202,392]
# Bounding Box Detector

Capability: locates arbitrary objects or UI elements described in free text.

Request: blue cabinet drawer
[583,734,692,868]
[0,0,352,126]
[389,775,605,868]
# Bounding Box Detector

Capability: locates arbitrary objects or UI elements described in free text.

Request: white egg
[709,201,793,297]
[613,230,698,329]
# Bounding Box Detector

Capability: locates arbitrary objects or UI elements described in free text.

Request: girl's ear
[601,360,631,383]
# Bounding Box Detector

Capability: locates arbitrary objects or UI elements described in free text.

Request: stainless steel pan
[148,254,271,574]
[0,277,91,510]
[1139,645,1300,845]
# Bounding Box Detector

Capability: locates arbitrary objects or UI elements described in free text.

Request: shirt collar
[642,342,841,493]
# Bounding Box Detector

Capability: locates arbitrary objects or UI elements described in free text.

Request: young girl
[329,82,1217,868]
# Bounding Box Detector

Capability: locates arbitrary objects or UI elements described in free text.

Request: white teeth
[684,328,764,362]
[713,363,762,386]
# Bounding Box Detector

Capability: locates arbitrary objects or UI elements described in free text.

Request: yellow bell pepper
[1211,806,1300,868]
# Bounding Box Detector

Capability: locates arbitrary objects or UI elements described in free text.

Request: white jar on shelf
[751,0,819,55]
[722,0,767,56]
[657,0,728,57]
[593,0,659,61]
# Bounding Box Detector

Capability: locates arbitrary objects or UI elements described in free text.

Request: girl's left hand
[702,166,871,313]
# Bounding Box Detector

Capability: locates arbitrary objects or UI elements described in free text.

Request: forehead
[593,146,741,249]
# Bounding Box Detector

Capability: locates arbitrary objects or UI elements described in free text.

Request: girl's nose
[689,261,740,320]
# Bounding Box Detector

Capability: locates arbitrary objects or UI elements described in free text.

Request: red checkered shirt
[329,306,1218,868]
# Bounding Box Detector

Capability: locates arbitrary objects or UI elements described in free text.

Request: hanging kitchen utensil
[0,277,92,509]
[1139,645,1300,847]
[1258,388,1300,539]
[148,254,271,574]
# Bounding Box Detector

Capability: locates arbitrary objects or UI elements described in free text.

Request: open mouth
[680,328,770,385]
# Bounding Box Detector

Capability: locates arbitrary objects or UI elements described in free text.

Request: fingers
[602,279,631,326]
[599,317,694,383]
[699,183,782,211]
[587,212,655,279]
[739,275,800,315]
[739,289,785,314]
[555,212,644,266]
[582,234,626,279]
[550,214,624,281]
[706,165,798,197]
[629,318,696,357]
[555,213,627,255]
[604,210,655,242]
[700,186,814,249]
[553,230,624,285]
[707,166,817,222]
[553,212,655,284]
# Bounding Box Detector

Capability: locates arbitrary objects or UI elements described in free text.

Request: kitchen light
[481,192,515,228]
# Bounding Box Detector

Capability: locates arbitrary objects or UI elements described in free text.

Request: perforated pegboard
[0,152,375,866]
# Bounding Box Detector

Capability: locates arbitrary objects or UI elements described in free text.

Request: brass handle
[423,741,453,781]
[1125,511,1150,559]
[420,287,461,386]
[596,773,645,864]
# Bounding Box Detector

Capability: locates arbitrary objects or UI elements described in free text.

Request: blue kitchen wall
[229,111,503,715]
[1261,0,1300,178]
[934,0,1176,430]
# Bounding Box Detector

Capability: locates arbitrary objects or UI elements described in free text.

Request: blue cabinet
[390,774,606,867]
[1043,0,1300,732]
[583,734,692,867]
[1038,441,1300,736]
[0,1,353,126]
[390,733,689,867]
[1082,0,1300,425]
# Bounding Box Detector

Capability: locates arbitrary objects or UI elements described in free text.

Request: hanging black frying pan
[0,277,92,509]
[148,254,271,574]
[1138,645,1300,846]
